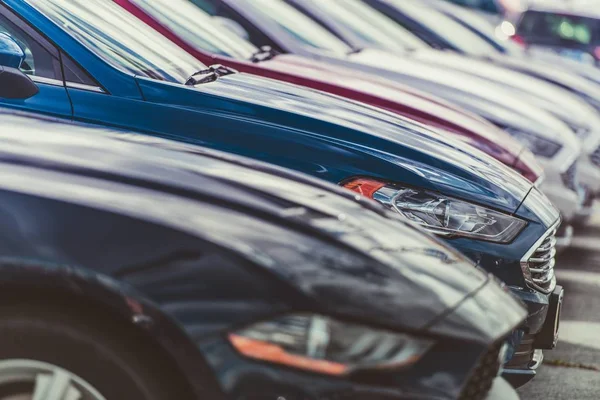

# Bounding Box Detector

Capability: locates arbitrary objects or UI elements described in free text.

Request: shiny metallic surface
[520,222,560,294]
[0,359,107,400]
[0,112,527,399]
[65,81,105,93]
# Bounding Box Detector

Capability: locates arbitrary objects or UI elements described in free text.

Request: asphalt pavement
[517,208,600,399]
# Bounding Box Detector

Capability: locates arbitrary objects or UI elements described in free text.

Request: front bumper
[199,334,500,400]
[503,285,563,387]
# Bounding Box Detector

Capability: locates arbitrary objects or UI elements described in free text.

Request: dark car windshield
[386,1,498,56]
[27,0,207,83]
[128,0,258,60]
[518,10,600,47]
[292,0,427,51]
[239,0,352,55]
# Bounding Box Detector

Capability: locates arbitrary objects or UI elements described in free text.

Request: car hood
[490,53,600,102]
[411,49,600,130]
[347,48,580,145]
[264,54,528,167]
[138,73,532,213]
[0,110,502,333]
[428,278,527,344]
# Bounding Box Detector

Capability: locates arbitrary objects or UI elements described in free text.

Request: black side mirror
[0,66,39,99]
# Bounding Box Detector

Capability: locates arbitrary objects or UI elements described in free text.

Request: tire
[0,304,193,400]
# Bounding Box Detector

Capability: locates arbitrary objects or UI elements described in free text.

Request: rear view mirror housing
[0,33,38,99]
[0,32,25,69]
[0,66,39,99]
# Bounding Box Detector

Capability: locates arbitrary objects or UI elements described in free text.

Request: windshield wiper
[346,47,365,55]
[185,64,238,86]
[250,46,279,63]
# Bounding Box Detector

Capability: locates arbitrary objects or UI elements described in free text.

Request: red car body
[114,0,542,182]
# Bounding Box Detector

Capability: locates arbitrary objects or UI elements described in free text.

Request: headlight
[343,179,527,243]
[505,128,562,158]
[228,314,433,376]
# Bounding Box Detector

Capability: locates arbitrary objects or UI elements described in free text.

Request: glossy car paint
[0,31,24,68]
[183,0,564,382]
[0,111,526,399]
[196,0,582,171]
[114,0,541,183]
[212,0,584,221]
[0,0,557,375]
[287,0,600,189]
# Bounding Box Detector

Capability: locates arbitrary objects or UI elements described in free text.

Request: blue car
[0,0,561,386]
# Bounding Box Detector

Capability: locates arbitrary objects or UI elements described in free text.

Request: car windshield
[241,0,352,55]
[388,1,498,56]
[128,0,258,60]
[518,11,600,47]
[292,0,427,51]
[27,0,206,83]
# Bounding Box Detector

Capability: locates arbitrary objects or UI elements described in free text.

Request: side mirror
[0,66,39,99]
[212,16,250,41]
[0,32,25,69]
[0,33,38,99]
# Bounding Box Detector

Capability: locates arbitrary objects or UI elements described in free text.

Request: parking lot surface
[518,209,600,399]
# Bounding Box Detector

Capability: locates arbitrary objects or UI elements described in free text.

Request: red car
[114,0,542,182]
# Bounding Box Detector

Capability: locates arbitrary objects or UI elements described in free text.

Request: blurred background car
[0,110,526,400]
[0,0,563,386]
[285,0,600,210]
[510,0,600,67]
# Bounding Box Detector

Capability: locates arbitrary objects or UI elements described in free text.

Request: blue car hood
[138,73,533,213]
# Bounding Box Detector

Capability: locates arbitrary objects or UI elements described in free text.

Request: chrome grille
[591,145,600,167]
[521,225,558,293]
[561,162,579,192]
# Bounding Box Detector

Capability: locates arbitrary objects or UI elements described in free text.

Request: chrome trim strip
[530,350,544,371]
[30,75,64,87]
[520,220,560,294]
[66,82,105,93]
[529,259,556,274]
[534,174,545,188]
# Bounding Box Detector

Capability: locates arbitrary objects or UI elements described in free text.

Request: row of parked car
[0,0,596,399]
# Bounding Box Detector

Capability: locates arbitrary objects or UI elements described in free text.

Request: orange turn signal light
[343,178,386,199]
[228,334,349,376]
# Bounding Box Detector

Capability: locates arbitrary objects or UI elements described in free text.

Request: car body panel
[0,111,527,399]
[212,0,580,162]
[0,0,535,214]
[113,0,541,182]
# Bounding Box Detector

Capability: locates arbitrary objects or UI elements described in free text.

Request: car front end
[342,177,562,387]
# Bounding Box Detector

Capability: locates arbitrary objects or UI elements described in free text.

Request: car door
[0,7,71,118]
